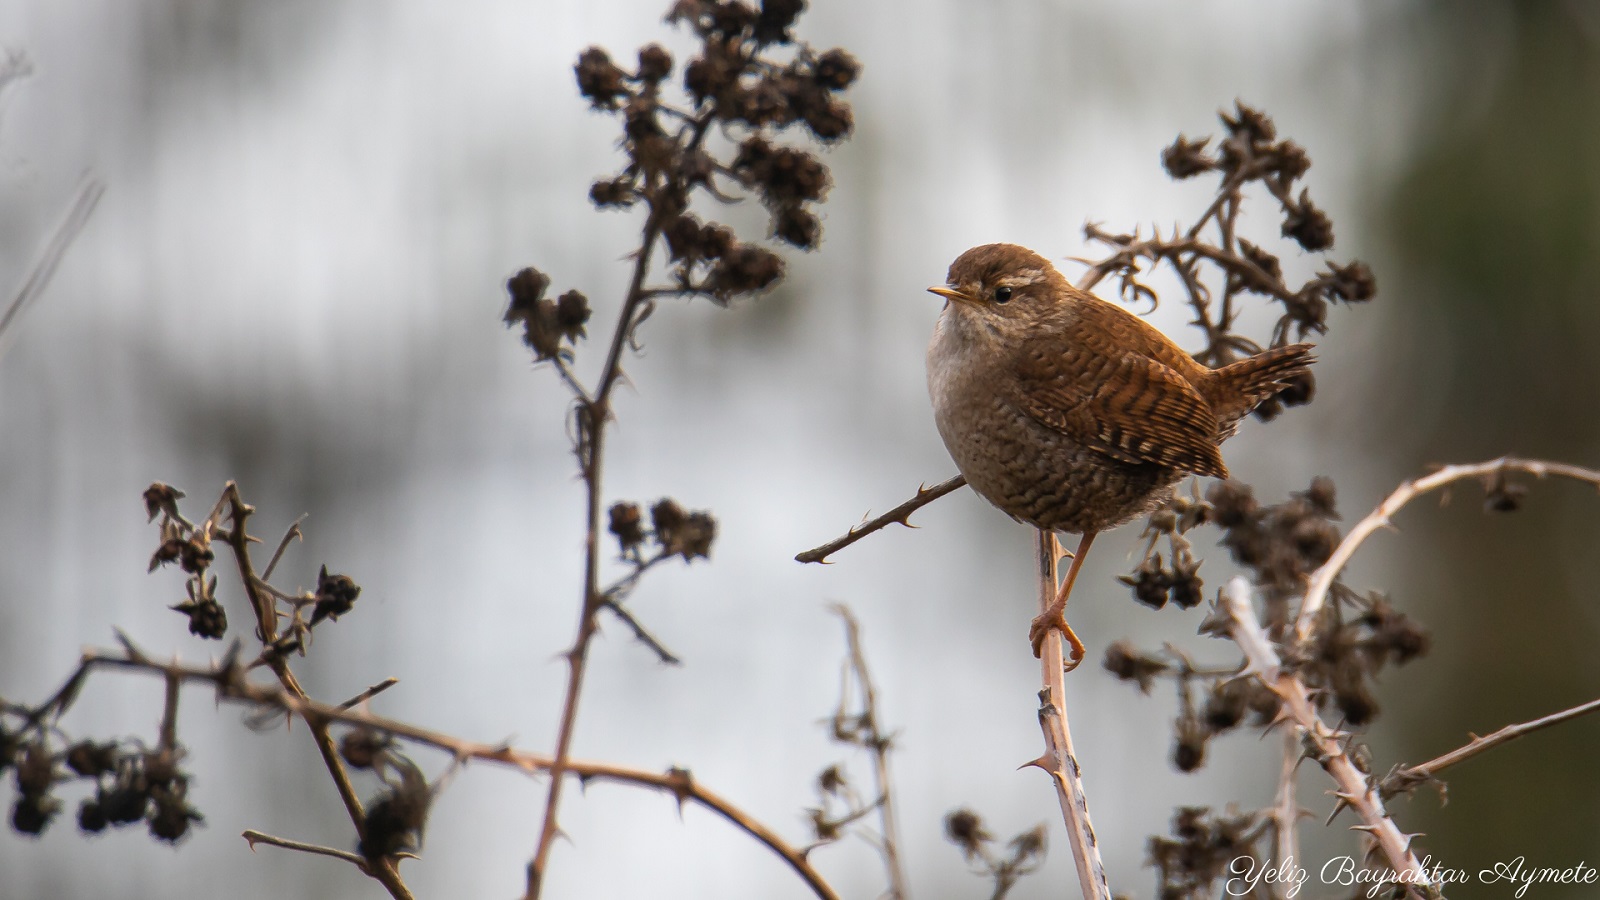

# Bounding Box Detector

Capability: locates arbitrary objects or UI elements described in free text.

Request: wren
[926,243,1313,668]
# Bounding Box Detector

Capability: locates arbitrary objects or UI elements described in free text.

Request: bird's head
[927,243,1073,340]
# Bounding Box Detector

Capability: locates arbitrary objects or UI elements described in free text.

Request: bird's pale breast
[927,313,1182,533]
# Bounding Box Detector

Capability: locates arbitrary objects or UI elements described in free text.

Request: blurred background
[2,1,1597,898]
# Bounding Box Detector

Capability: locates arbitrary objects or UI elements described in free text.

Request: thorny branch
[1222,578,1434,899]
[526,196,682,896]
[796,475,967,564]
[1380,695,1600,800]
[1026,532,1112,900]
[38,641,842,900]
[1107,454,1600,897]
[7,6,863,896]
[1295,456,1600,645]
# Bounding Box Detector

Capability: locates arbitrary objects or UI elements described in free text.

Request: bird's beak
[928,286,977,306]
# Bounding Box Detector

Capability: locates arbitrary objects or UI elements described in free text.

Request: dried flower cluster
[4,480,428,900]
[0,726,202,844]
[1121,485,1211,611]
[540,0,859,316]
[143,481,363,657]
[1108,474,1432,787]
[1081,102,1376,421]
[942,807,1049,900]
[5,3,867,899]
[1102,640,1282,774]
[503,268,591,362]
[1147,807,1267,900]
[608,498,718,563]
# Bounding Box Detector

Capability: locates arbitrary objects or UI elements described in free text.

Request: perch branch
[1224,578,1432,897]
[796,475,967,564]
[1026,531,1112,900]
[1296,457,1600,644]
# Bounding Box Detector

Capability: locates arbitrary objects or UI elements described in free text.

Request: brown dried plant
[2,3,867,900]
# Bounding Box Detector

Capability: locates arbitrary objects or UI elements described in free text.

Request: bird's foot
[1029,602,1086,670]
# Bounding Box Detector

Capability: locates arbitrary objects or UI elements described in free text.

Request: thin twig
[0,176,105,357]
[1296,457,1600,644]
[1224,578,1432,898]
[832,605,907,900]
[1025,531,1112,900]
[795,475,967,564]
[1388,695,1600,792]
[598,598,681,665]
[339,678,401,710]
[243,829,375,873]
[65,646,838,900]
[1081,234,1299,308]
[261,516,306,582]
[601,549,672,604]
[550,355,593,406]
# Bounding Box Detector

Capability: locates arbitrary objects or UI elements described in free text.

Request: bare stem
[339,678,400,710]
[261,516,305,582]
[1296,457,1600,644]
[832,605,907,900]
[796,475,967,564]
[1386,695,1600,795]
[0,176,105,356]
[1224,578,1432,898]
[1027,531,1112,900]
[597,598,681,665]
[159,670,181,750]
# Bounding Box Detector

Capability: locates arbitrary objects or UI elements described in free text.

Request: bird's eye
[993,286,1013,304]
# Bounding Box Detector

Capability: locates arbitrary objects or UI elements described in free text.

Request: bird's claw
[1029,608,1086,670]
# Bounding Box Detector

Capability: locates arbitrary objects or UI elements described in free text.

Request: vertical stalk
[1032,531,1112,900]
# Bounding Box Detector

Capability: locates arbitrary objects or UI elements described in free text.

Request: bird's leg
[1029,531,1096,668]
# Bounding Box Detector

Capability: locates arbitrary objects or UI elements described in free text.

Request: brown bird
[926,243,1313,668]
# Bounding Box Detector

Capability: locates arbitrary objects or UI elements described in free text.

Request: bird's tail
[1208,342,1316,423]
